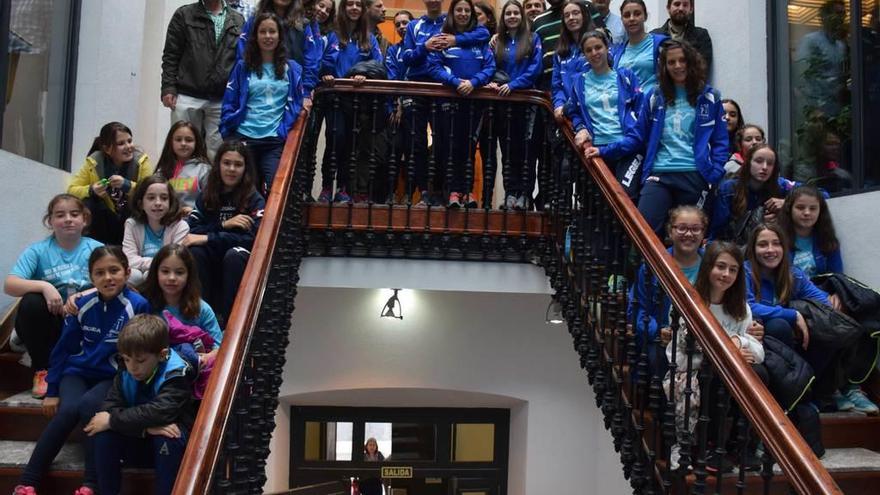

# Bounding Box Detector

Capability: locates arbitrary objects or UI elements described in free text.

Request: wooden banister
[556,122,841,494]
[170,80,840,494]
[171,110,309,495]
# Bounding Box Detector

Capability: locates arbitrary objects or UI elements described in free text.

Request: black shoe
[704,452,734,474]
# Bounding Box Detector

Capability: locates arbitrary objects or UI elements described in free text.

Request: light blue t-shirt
[619,35,656,92]
[681,257,702,284]
[653,86,696,173]
[584,70,622,145]
[9,236,103,296]
[163,300,224,349]
[793,236,817,278]
[238,63,289,139]
[142,225,165,259]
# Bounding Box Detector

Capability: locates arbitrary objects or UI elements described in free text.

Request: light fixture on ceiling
[381,289,403,320]
[545,298,564,325]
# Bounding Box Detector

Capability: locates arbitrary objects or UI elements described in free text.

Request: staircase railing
[171,80,841,494]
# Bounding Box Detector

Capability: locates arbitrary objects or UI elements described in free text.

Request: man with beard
[652,0,713,72]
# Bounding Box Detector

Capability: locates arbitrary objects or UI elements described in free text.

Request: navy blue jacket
[400,15,490,81]
[46,288,151,397]
[744,261,831,325]
[709,176,801,240]
[551,44,586,109]
[188,189,265,257]
[613,85,729,185]
[567,67,641,161]
[628,247,703,341]
[386,43,405,81]
[236,17,322,93]
[428,38,496,88]
[320,32,383,78]
[103,349,196,436]
[610,32,668,87]
[220,59,305,139]
[494,34,543,90]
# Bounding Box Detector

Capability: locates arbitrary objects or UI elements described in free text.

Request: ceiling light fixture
[545,299,564,325]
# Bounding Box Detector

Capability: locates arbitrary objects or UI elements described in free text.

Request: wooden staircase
[0,305,154,494]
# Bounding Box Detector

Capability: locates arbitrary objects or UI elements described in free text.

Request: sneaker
[504,194,517,210]
[832,389,856,412]
[844,385,880,415]
[352,193,370,204]
[318,188,332,203]
[73,487,95,495]
[12,485,37,495]
[448,192,463,208]
[334,189,352,204]
[9,329,26,353]
[32,370,48,399]
[737,449,763,472]
[515,194,527,211]
[463,194,478,208]
[705,451,734,474]
[669,443,681,471]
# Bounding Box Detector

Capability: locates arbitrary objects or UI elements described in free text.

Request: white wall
[264,288,631,495]
[828,191,880,289]
[0,151,71,312]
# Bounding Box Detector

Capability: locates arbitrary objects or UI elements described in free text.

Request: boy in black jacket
[84,314,195,495]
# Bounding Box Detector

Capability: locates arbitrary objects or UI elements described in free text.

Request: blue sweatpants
[637,171,711,236]
[20,375,113,489]
[94,427,189,495]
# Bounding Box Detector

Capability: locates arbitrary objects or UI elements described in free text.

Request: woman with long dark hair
[610,0,666,93]
[551,0,594,120]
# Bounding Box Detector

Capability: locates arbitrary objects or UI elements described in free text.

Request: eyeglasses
[671,224,704,235]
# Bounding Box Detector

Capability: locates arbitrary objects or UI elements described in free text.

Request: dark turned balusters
[347,94,360,200]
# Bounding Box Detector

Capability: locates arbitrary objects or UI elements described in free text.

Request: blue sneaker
[844,385,879,415]
[318,187,332,203]
[334,189,352,204]
[832,390,855,412]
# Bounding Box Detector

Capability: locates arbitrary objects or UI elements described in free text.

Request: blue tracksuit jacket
[386,42,405,81]
[567,67,642,161]
[236,17,322,93]
[495,34,543,90]
[219,59,305,139]
[613,85,729,185]
[46,288,151,397]
[400,15,490,81]
[551,44,586,109]
[320,32,383,78]
[744,261,831,325]
[610,32,668,83]
[427,38,496,88]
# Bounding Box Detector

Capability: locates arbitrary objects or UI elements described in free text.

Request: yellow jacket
[68,150,154,212]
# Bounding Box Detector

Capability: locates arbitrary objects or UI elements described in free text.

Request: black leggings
[15,292,64,370]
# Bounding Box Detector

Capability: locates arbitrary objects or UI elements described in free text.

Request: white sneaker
[9,329,26,353]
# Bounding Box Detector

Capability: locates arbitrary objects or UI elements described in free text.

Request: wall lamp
[545,298,564,325]
[381,289,403,320]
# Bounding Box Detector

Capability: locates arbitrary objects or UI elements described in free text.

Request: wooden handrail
[171,110,309,495]
[171,80,839,494]
[556,122,841,494]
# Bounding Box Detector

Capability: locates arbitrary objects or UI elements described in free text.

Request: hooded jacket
[614,85,728,185]
[220,59,305,139]
[103,348,196,436]
[68,150,154,213]
[46,288,151,397]
[568,67,641,161]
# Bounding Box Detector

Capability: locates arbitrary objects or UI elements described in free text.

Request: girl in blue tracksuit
[571,30,643,201]
[629,205,707,377]
[611,0,667,93]
[385,10,414,201]
[236,0,322,99]
[428,0,496,208]
[550,0,593,120]
[710,144,806,245]
[612,39,728,236]
[779,185,843,279]
[318,0,383,203]
[221,12,305,193]
[185,140,265,322]
[14,246,150,495]
[486,0,542,210]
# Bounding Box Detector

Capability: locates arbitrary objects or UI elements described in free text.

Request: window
[451,423,495,462]
[0,0,79,169]
[303,421,353,461]
[771,0,879,193]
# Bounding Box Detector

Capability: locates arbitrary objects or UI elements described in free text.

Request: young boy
[83,314,195,495]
